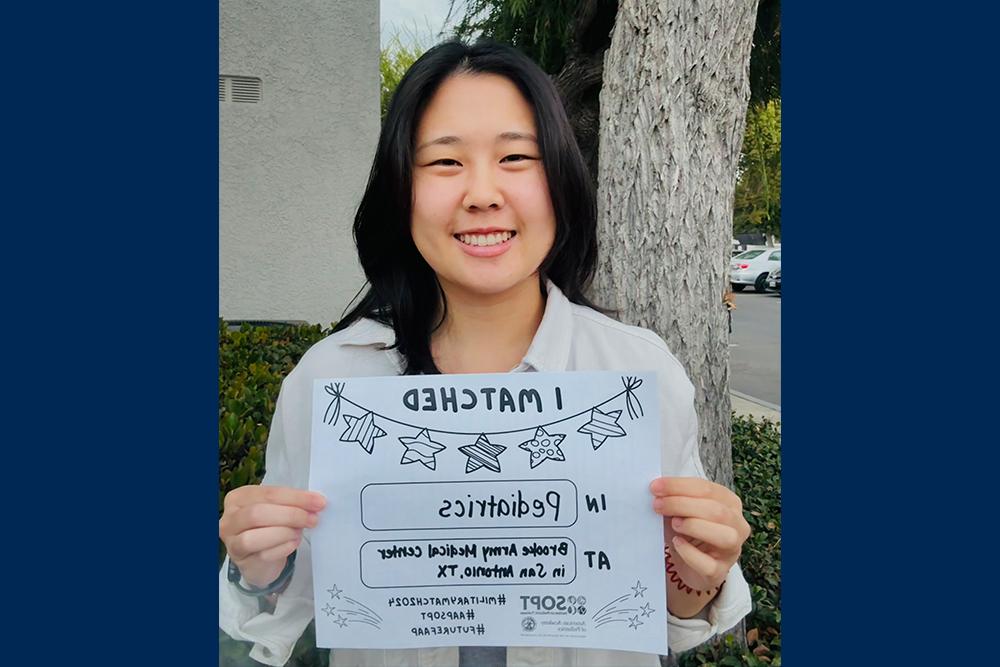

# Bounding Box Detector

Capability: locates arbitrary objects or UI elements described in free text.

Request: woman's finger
[248,538,301,566]
[650,477,742,512]
[235,540,301,587]
[671,517,742,555]
[653,495,740,528]
[226,526,303,561]
[225,485,326,513]
[223,503,319,537]
[669,535,720,582]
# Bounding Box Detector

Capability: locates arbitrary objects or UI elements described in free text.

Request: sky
[380,0,456,48]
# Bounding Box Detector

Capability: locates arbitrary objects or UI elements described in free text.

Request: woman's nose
[462,166,505,211]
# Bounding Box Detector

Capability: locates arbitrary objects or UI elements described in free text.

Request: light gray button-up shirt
[220,282,752,666]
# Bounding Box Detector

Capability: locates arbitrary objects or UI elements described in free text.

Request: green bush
[218,319,332,562]
[218,322,781,666]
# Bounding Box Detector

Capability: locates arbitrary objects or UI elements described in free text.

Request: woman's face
[411,73,556,299]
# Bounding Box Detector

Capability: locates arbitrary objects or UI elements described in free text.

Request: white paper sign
[308,371,667,655]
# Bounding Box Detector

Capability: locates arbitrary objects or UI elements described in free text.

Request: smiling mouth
[454,231,516,247]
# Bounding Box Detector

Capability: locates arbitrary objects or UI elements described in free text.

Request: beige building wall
[220,0,378,325]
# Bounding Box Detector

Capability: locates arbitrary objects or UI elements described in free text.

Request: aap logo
[521,617,537,632]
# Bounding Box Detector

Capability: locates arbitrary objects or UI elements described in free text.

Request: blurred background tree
[380,36,423,119]
[379,21,438,119]
[737,0,781,241]
[733,99,781,241]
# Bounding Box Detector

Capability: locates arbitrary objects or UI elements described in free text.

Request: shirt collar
[336,315,396,348]
[335,279,574,372]
[519,279,573,372]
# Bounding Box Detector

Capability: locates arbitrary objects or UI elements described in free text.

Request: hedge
[218,321,781,666]
[678,415,781,667]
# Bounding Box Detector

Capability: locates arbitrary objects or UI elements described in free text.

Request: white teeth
[457,232,514,247]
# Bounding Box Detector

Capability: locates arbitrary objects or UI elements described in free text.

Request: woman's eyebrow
[497,131,537,143]
[415,135,461,152]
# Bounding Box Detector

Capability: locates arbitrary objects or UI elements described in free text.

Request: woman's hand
[219,485,327,588]
[650,477,750,592]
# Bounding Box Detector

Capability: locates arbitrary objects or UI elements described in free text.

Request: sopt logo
[521,595,567,611]
[521,617,537,632]
[520,594,586,614]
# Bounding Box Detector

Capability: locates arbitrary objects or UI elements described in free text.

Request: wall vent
[219,75,262,104]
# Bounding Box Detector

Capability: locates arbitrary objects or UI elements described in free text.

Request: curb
[730,390,781,422]
[730,389,781,413]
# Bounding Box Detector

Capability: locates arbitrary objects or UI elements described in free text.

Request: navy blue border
[6,4,218,663]
[784,4,996,664]
[8,1,997,663]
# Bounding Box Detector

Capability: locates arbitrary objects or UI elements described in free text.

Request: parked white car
[730,247,781,293]
[767,268,781,293]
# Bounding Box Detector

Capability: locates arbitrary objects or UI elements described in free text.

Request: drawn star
[322,603,337,617]
[458,433,507,473]
[631,580,647,598]
[639,602,655,617]
[327,585,343,600]
[340,412,386,454]
[577,408,627,450]
[518,427,566,468]
[334,614,348,628]
[628,614,643,629]
[398,428,446,470]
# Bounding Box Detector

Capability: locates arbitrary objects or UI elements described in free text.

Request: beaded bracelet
[664,545,724,597]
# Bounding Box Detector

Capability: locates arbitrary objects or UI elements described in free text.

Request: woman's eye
[501,154,533,163]
[430,159,461,167]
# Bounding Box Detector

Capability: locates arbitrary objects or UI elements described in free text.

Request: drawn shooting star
[631,580,647,598]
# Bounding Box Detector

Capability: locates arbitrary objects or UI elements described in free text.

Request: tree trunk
[591,0,758,490]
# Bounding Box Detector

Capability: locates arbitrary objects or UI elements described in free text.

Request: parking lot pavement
[729,290,781,408]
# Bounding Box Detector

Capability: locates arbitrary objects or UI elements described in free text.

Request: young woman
[220,40,752,667]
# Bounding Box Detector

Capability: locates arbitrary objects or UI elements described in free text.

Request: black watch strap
[227,551,297,597]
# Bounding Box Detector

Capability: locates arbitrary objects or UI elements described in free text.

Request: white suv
[730,247,781,293]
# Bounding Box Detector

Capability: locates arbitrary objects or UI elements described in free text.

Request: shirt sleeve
[219,379,317,666]
[662,372,753,654]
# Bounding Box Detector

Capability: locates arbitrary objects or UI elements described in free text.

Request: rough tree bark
[591,0,759,490]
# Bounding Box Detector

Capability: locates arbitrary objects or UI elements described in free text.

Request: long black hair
[334,39,601,374]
